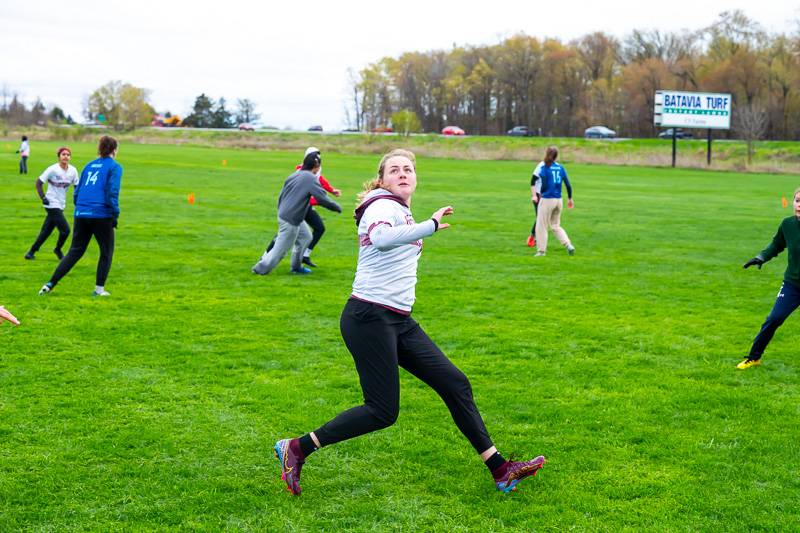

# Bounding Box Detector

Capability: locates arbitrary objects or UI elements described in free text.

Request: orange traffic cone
[782,196,788,208]
[188,193,195,205]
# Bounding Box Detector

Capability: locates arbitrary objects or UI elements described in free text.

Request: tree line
[1,86,73,127]
[346,11,800,140]
[84,82,260,130]
[1,81,261,132]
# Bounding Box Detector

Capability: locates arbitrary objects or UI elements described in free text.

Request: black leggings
[530,201,539,236]
[313,298,494,454]
[30,208,70,253]
[50,217,115,287]
[266,207,326,253]
[305,207,325,251]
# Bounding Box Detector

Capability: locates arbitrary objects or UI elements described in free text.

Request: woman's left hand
[0,306,20,325]
[431,206,454,230]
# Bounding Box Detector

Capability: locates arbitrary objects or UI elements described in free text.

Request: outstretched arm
[0,306,20,325]
[369,206,453,250]
[745,225,787,269]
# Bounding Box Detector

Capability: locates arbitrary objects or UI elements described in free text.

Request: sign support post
[672,128,677,168]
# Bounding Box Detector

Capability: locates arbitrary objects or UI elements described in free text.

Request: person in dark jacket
[39,136,122,297]
[738,187,800,369]
[251,152,341,275]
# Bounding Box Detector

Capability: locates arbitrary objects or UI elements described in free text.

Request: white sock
[303,249,312,258]
[95,285,104,293]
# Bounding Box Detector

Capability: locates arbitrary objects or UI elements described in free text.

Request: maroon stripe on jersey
[367,221,391,235]
[354,193,408,226]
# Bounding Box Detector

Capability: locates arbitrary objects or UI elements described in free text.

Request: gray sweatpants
[252,217,312,274]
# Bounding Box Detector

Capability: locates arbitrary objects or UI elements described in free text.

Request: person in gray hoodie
[252,153,342,275]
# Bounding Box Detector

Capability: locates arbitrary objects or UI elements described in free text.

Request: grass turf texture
[1,142,799,530]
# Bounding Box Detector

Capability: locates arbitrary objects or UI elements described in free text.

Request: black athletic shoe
[24,251,35,260]
[54,249,64,260]
[301,257,317,268]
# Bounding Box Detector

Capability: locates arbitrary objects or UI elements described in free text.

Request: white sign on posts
[654,91,732,130]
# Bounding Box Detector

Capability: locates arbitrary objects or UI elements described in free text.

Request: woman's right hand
[431,206,454,230]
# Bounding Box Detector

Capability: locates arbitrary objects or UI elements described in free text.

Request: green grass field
[1,141,799,531]
[7,126,800,173]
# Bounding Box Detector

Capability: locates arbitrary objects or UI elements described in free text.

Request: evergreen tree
[211,97,233,128]
[183,93,215,128]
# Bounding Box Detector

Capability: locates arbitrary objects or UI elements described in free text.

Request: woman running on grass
[251,152,341,276]
[38,136,122,297]
[534,146,575,257]
[274,149,545,495]
[738,187,800,369]
[24,147,80,261]
[264,147,342,268]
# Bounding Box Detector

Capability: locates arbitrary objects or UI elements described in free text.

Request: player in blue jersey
[533,146,575,257]
[39,136,122,297]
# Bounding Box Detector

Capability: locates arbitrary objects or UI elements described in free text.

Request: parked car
[372,125,393,133]
[442,125,465,136]
[238,123,255,131]
[507,126,536,137]
[658,128,693,139]
[308,125,323,132]
[584,126,616,138]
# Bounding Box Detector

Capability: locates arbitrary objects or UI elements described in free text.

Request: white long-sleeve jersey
[351,189,437,314]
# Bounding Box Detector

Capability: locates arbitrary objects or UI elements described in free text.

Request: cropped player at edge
[738,187,800,369]
[273,149,546,496]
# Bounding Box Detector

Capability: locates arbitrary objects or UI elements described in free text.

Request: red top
[295,164,335,206]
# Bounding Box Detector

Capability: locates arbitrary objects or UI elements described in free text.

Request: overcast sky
[1,0,796,131]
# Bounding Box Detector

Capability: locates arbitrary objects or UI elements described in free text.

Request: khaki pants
[535,198,571,253]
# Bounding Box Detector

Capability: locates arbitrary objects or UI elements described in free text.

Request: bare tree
[235,98,260,124]
[344,68,362,131]
[736,102,768,165]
